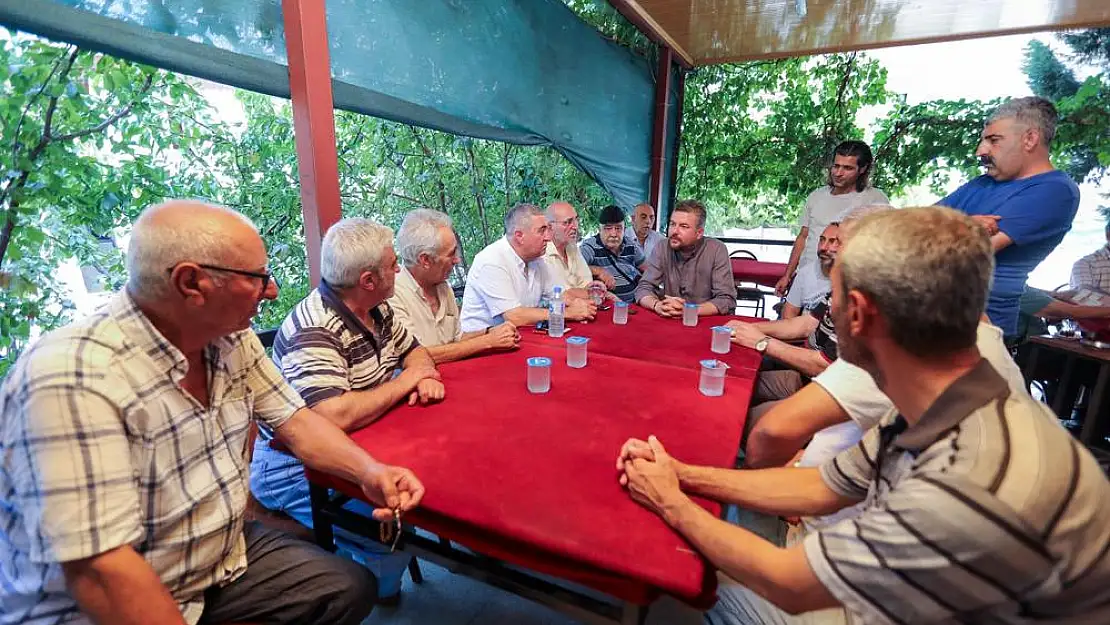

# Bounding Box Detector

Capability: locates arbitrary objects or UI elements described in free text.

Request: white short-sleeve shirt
[388,266,462,347]
[542,241,592,290]
[799,321,1027,530]
[460,237,552,331]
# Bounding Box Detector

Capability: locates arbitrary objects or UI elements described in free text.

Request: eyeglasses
[555,216,579,228]
[166,263,277,293]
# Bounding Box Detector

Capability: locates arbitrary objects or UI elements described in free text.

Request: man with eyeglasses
[543,201,613,296]
[251,217,445,604]
[0,200,423,625]
[617,207,1110,625]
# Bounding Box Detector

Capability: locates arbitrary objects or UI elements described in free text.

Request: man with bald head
[0,200,423,625]
[543,200,612,296]
[630,202,665,261]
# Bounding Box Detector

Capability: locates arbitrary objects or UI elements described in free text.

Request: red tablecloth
[521,308,764,376]
[731,259,788,288]
[306,342,753,607]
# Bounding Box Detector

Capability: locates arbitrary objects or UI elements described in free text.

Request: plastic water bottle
[548,287,566,338]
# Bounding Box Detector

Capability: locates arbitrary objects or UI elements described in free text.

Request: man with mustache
[633,199,736,317]
[629,202,666,261]
[542,201,613,296]
[939,96,1080,341]
[580,204,647,303]
[776,141,888,319]
[728,223,843,424]
[617,207,1110,625]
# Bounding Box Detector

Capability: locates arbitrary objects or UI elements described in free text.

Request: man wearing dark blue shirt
[939,96,1080,338]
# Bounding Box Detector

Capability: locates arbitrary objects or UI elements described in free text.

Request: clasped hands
[653,296,686,318]
[401,364,446,406]
[616,435,689,523]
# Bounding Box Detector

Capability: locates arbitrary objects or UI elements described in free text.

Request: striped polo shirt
[579,234,646,303]
[271,287,419,408]
[806,359,1110,624]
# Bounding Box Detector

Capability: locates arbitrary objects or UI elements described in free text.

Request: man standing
[580,204,647,303]
[630,202,666,261]
[250,217,443,603]
[0,201,424,625]
[939,96,1081,338]
[776,141,888,318]
[634,199,736,317]
[390,208,520,360]
[728,223,843,420]
[460,203,596,331]
[1070,221,1110,293]
[617,206,1110,624]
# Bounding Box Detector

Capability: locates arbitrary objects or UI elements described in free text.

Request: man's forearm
[765,338,830,378]
[426,334,493,364]
[276,407,383,486]
[784,230,807,275]
[755,315,817,341]
[64,546,187,625]
[677,463,855,517]
[311,376,416,431]
[503,306,548,327]
[664,497,838,615]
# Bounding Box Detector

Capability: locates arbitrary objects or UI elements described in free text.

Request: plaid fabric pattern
[1070,244,1110,292]
[0,293,304,625]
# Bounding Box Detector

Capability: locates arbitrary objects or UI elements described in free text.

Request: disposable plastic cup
[711,326,732,354]
[613,301,629,325]
[566,336,589,368]
[683,302,698,327]
[527,357,552,393]
[698,359,728,396]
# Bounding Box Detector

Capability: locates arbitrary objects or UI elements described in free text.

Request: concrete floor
[362,558,704,625]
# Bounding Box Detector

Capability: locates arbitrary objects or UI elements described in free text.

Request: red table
[521,308,764,377]
[306,336,758,623]
[731,258,788,288]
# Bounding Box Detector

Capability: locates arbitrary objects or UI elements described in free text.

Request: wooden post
[648,46,673,215]
[282,0,342,286]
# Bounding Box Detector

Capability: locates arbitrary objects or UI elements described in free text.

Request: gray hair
[126,200,257,299]
[397,209,453,267]
[987,96,1058,145]
[838,206,993,358]
[321,217,395,288]
[504,203,544,235]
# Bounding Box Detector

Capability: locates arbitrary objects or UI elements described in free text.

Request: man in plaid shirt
[1070,221,1110,293]
[0,200,424,625]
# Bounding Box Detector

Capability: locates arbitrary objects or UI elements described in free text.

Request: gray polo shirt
[805,359,1110,624]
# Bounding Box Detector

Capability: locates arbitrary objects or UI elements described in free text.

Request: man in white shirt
[460,203,596,331]
[776,141,889,318]
[630,202,666,261]
[389,209,520,360]
[543,201,611,294]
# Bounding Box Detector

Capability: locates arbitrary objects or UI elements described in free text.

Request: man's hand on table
[656,296,685,318]
[728,322,767,349]
[360,464,426,521]
[409,378,445,406]
[566,298,598,322]
[485,321,521,351]
[617,436,689,524]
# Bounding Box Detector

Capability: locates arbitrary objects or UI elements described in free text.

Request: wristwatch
[755,336,771,353]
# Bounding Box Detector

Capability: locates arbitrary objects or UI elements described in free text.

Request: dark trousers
[199,521,377,625]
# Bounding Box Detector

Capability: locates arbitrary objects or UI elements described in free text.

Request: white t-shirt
[790,186,889,306]
[799,321,1027,530]
[459,237,552,331]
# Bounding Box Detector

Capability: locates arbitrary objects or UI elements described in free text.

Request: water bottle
[548,286,566,338]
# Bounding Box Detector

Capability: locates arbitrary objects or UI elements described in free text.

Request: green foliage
[1024,40,1080,100]
[1060,28,1110,69]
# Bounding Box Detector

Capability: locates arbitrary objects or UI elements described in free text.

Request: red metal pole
[648,46,673,213]
[282,0,342,287]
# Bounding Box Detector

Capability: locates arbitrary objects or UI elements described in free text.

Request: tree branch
[51,73,156,143]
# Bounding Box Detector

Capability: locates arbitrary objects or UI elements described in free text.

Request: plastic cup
[613,301,629,325]
[589,284,605,307]
[698,359,728,396]
[566,336,589,368]
[527,357,552,393]
[683,302,698,327]
[711,326,732,354]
